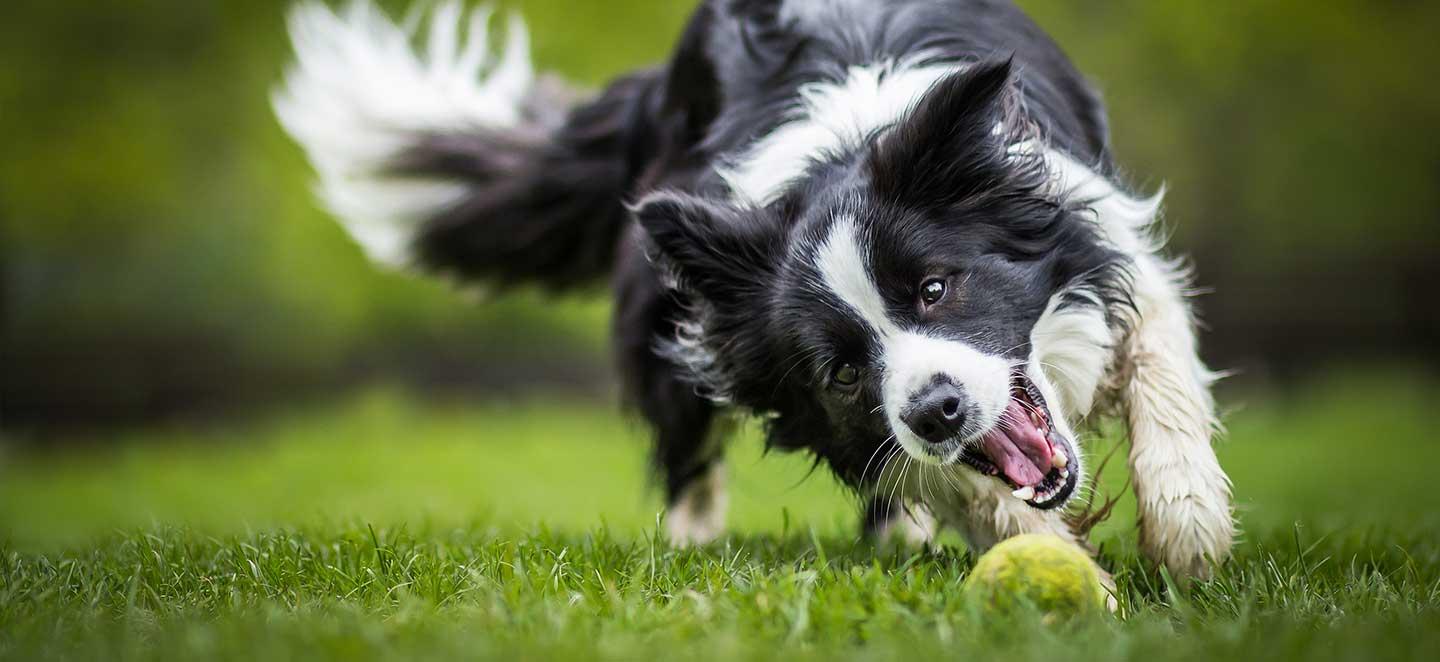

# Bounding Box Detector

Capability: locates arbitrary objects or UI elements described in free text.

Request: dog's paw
[664,464,727,546]
[1133,467,1235,580]
[867,503,937,549]
[666,515,723,546]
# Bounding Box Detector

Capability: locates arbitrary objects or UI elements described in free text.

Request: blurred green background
[3,6,1440,659]
[3,0,1440,537]
[3,0,1438,429]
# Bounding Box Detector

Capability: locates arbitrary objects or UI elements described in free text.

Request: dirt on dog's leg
[1119,253,1235,580]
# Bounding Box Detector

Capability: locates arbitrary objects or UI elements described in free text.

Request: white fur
[718,59,965,205]
[882,333,1012,461]
[931,467,1078,550]
[1037,148,1235,579]
[1120,254,1234,579]
[657,305,735,404]
[780,0,872,26]
[813,216,895,335]
[815,216,1012,465]
[1030,289,1114,420]
[273,0,534,266]
[897,465,1082,564]
[870,501,938,547]
[665,463,728,546]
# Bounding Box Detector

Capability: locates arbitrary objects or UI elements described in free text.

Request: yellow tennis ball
[961,534,1107,620]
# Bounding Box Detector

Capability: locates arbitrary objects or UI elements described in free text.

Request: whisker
[875,444,905,495]
[875,454,898,512]
[895,456,914,507]
[859,434,898,485]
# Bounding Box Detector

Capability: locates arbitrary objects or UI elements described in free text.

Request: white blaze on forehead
[815,216,896,336]
[815,217,1012,464]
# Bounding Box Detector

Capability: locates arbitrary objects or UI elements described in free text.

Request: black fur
[389,0,1132,528]
[395,70,670,290]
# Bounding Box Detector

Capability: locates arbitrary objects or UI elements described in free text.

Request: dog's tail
[273,1,660,290]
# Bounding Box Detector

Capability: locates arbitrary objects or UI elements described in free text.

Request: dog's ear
[632,191,783,304]
[867,58,1019,206]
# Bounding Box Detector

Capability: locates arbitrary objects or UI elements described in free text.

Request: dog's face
[637,62,1122,509]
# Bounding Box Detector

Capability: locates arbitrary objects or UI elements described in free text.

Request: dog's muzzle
[957,369,1079,509]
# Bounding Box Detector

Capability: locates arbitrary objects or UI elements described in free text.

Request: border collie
[274,0,1235,579]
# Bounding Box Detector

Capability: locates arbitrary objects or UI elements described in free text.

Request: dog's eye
[831,362,859,387]
[920,278,946,306]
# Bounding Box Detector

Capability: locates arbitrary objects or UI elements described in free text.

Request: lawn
[2,371,1439,660]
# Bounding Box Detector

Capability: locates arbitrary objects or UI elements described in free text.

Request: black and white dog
[275,0,1234,579]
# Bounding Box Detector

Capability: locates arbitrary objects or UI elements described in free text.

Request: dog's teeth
[1052,450,1068,469]
[1012,486,1035,501]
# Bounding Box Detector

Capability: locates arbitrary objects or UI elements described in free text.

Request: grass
[3,371,1439,660]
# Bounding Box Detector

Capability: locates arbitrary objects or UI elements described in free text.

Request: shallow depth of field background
[2,1,1439,659]
[3,0,1439,550]
[3,0,1439,554]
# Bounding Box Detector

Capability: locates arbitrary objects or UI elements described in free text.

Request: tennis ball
[960,534,1107,621]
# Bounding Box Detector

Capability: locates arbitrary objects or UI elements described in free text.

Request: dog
[274,0,1235,580]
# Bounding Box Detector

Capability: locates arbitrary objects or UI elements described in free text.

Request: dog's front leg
[1119,254,1235,579]
[862,495,936,547]
[1038,148,1236,579]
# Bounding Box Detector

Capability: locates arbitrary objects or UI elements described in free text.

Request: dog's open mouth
[957,369,1078,509]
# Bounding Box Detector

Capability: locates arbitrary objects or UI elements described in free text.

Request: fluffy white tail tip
[272,1,534,267]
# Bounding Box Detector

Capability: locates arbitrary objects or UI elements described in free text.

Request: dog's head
[636,61,1125,509]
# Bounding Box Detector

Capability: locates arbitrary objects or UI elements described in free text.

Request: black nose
[901,379,968,445]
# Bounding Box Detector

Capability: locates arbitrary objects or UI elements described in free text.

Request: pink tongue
[979,400,1055,488]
